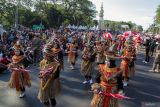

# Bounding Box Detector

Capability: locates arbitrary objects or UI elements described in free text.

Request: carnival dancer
[95,40,105,64]
[128,47,136,77]
[91,52,123,107]
[134,36,142,54]
[8,45,31,98]
[120,45,134,86]
[117,35,126,55]
[52,43,64,71]
[66,40,78,69]
[81,45,96,84]
[102,40,110,52]
[38,45,61,107]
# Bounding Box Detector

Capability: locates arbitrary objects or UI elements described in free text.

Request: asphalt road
[0,50,160,107]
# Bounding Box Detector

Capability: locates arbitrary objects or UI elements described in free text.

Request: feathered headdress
[43,44,54,56]
[13,41,23,51]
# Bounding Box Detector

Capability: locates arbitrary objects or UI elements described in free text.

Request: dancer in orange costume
[8,44,31,98]
[120,45,135,86]
[95,41,105,64]
[66,40,78,69]
[91,51,122,107]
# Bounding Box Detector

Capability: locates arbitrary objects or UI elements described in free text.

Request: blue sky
[90,0,160,29]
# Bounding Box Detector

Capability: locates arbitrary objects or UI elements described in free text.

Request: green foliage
[155,5,160,25]
[104,20,140,32]
[1,0,145,31]
[0,0,16,29]
[147,5,160,33]
[137,25,143,32]
[0,0,97,29]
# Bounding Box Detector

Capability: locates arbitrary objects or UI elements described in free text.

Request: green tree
[61,0,96,26]
[0,0,97,29]
[155,5,160,25]
[0,0,16,28]
[8,0,34,8]
[137,25,143,32]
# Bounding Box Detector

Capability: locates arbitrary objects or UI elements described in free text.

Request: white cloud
[90,0,160,29]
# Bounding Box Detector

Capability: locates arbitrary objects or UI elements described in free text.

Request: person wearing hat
[52,43,64,71]
[105,49,124,92]
[14,41,24,53]
[81,45,96,84]
[95,41,105,64]
[8,46,31,98]
[117,35,126,55]
[38,45,61,107]
[120,45,135,86]
[123,36,136,78]
[91,51,122,107]
[149,42,160,73]
[66,40,78,69]
[102,40,110,52]
[134,36,142,54]
[128,46,136,77]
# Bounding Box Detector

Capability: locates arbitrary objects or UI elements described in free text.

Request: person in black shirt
[143,37,151,63]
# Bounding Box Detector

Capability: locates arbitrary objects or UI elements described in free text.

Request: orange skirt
[8,70,31,91]
[68,52,76,63]
[120,60,129,78]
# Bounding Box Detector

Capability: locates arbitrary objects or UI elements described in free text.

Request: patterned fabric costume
[95,41,105,64]
[81,47,95,77]
[91,64,121,107]
[67,43,78,67]
[81,45,96,84]
[37,39,61,107]
[52,47,64,70]
[8,53,31,92]
[120,46,135,82]
[38,59,61,103]
[8,43,31,95]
